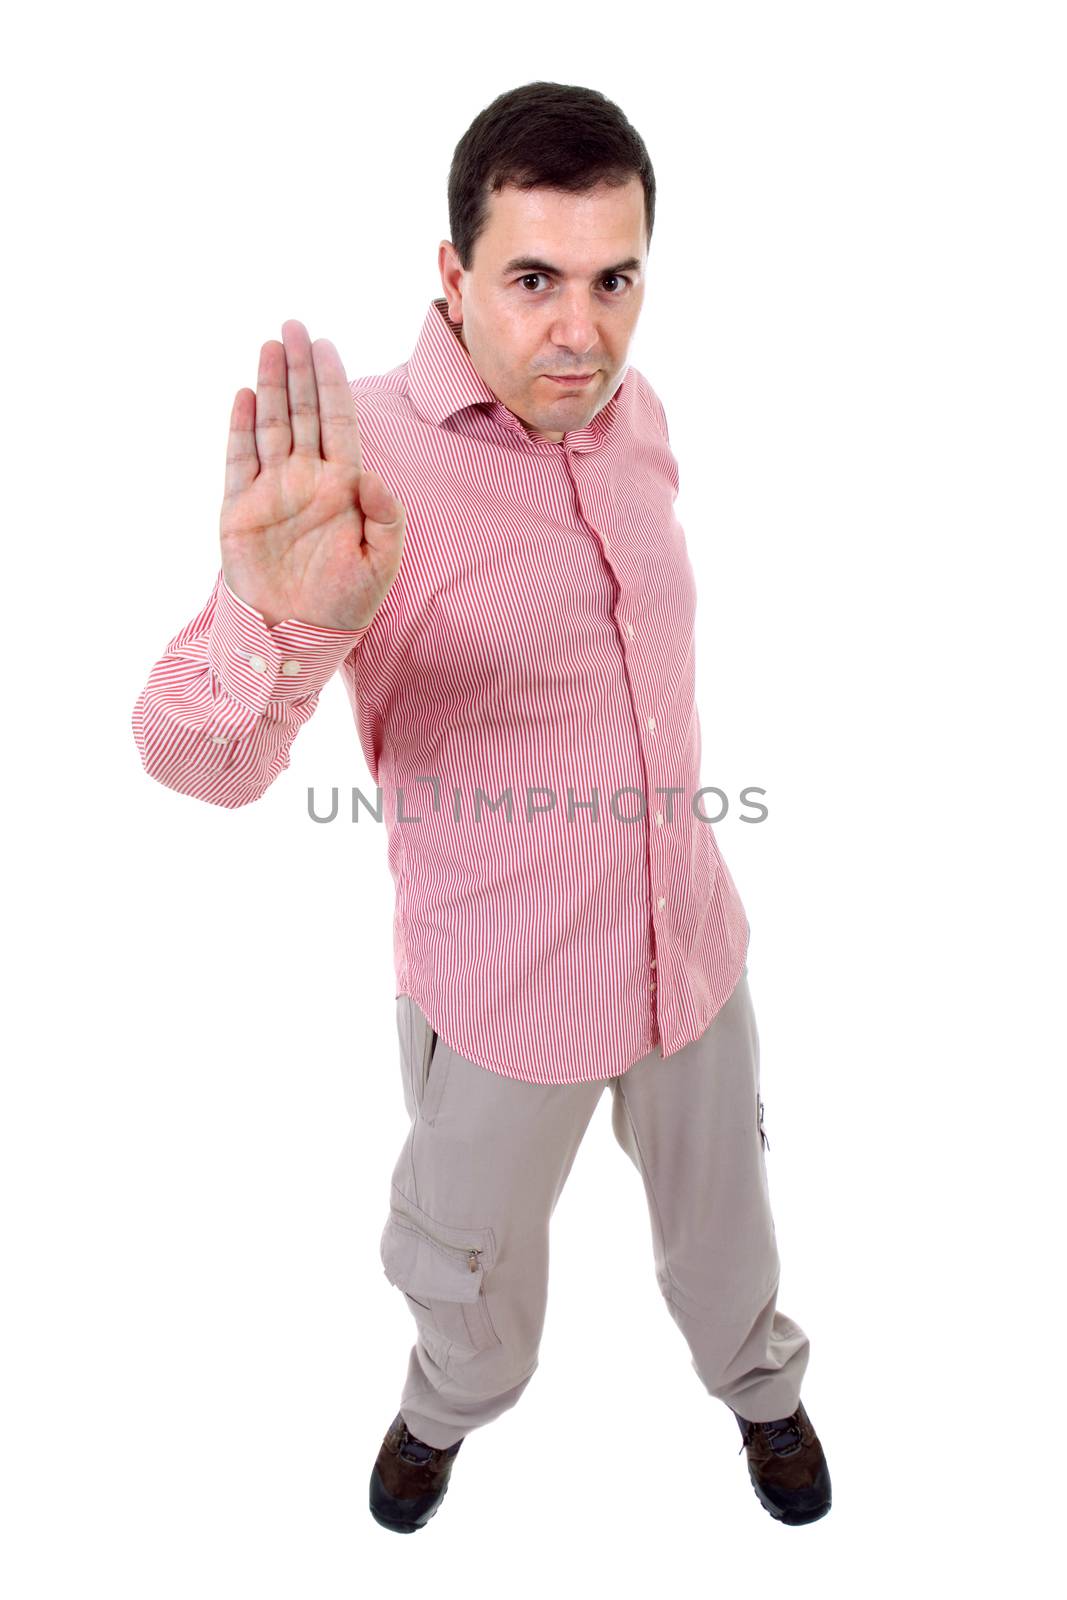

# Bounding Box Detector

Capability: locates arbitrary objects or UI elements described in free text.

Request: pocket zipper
[392,1213,485,1273]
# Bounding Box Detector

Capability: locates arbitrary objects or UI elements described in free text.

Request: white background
[3,1,1063,1593]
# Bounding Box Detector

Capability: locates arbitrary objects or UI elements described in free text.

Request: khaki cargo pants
[379,964,810,1449]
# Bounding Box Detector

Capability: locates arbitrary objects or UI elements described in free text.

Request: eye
[517,272,633,293]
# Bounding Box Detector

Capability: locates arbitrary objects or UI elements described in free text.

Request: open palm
[220,321,406,632]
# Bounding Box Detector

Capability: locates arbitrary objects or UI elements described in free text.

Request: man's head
[439,81,656,443]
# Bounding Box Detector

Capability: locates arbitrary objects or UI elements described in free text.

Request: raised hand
[219,320,405,631]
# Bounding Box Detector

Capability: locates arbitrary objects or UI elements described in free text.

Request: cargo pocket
[379,1190,502,1367]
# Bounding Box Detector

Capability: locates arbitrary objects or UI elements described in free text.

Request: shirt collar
[407,296,628,454]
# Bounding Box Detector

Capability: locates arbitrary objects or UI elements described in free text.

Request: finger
[281,320,320,457]
[359,470,406,549]
[312,338,363,471]
[255,338,291,466]
[224,387,259,499]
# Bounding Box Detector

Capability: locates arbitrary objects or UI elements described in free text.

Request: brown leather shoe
[733,1399,832,1524]
[369,1411,464,1533]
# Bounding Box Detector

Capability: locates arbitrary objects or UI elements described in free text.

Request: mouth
[544,372,597,387]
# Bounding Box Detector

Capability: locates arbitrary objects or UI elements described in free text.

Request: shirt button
[657,895,666,911]
[655,811,664,827]
[280,659,301,676]
[247,654,268,673]
[626,621,635,638]
[650,958,657,969]
[647,716,656,733]
[210,735,230,744]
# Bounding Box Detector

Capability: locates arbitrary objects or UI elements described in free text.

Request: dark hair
[447,81,656,271]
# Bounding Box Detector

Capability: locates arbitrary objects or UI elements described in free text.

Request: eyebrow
[501,255,643,278]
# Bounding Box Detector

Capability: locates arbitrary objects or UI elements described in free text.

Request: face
[438,176,647,443]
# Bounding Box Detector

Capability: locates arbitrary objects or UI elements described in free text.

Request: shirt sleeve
[132,568,370,807]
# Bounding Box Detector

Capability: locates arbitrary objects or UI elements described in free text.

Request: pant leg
[380,994,605,1448]
[609,965,810,1422]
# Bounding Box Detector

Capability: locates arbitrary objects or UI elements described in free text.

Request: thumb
[359,468,403,527]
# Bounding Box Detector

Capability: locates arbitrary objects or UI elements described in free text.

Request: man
[132,80,831,1532]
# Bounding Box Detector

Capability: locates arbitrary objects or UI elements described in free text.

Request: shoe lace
[399,1434,438,1464]
[397,1424,461,1464]
[737,1410,803,1456]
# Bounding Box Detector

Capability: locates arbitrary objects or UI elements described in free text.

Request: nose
[548,289,599,358]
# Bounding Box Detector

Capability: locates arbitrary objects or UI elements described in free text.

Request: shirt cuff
[207,576,370,710]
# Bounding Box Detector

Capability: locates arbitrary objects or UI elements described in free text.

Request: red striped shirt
[132,296,750,1084]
